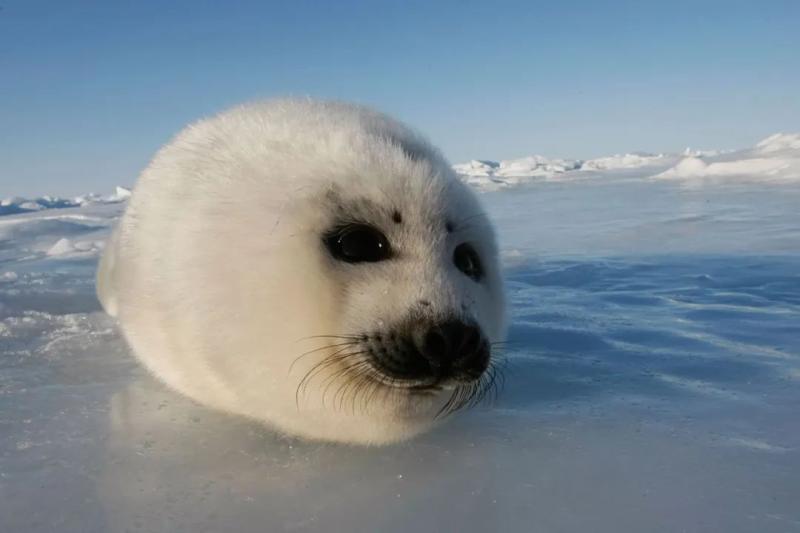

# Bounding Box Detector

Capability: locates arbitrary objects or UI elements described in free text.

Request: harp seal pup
[97,99,506,445]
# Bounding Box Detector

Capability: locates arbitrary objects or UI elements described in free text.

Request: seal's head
[98,99,506,444]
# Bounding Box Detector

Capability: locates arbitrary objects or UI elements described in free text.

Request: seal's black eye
[453,243,483,281]
[325,224,391,263]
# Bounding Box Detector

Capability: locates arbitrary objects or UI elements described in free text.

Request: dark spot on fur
[445,220,454,233]
[392,210,402,224]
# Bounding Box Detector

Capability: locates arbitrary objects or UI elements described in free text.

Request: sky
[1,0,799,197]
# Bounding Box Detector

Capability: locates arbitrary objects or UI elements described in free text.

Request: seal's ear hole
[324,224,392,263]
[453,243,483,282]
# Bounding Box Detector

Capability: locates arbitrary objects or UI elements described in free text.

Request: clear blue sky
[2,0,799,196]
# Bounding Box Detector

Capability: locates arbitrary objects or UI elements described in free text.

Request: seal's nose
[414,320,488,375]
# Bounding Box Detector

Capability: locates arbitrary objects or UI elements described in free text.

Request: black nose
[415,320,488,374]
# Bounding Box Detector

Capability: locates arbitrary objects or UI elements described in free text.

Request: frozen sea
[1,153,799,531]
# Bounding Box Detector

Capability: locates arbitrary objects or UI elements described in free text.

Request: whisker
[289,340,359,374]
[295,334,363,343]
[334,360,371,411]
[291,330,511,419]
[295,347,365,409]
[312,351,365,394]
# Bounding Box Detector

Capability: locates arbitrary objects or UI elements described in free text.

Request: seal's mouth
[354,320,502,417]
[361,318,491,385]
[368,363,487,391]
[354,356,501,418]
[294,322,501,416]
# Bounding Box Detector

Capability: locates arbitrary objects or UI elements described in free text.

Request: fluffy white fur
[97,99,506,445]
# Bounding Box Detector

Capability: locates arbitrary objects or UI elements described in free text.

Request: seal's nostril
[423,329,448,364]
[459,325,480,355]
[415,320,485,369]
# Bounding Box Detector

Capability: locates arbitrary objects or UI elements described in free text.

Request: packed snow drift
[1,135,799,532]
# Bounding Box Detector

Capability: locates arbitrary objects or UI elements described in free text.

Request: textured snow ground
[1,139,799,532]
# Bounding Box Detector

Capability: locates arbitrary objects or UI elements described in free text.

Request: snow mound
[655,156,709,178]
[46,237,103,257]
[0,196,80,216]
[496,155,580,177]
[451,160,499,178]
[74,186,132,206]
[1,187,132,217]
[455,132,800,190]
[46,237,76,256]
[111,186,132,200]
[454,152,674,190]
[654,133,800,183]
[755,133,800,154]
[452,160,506,190]
[682,147,730,158]
[454,156,581,190]
[655,157,792,180]
[580,152,666,171]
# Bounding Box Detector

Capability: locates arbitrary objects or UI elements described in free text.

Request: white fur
[97,98,506,445]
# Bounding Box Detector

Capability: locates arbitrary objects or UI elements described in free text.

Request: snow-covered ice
[0,187,131,217]
[453,156,582,190]
[654,133,800,184]
[455,133,800,190]
[1,136,799,532]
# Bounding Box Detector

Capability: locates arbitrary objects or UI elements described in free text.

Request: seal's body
[98,99,506,444]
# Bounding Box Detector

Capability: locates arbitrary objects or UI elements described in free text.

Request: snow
[0,196,80,216]
[579,152,666,171]
[654,156,794,181]
[453,156,582,190]
[46,237,75,256]
[652,133,800,184]
[455,133,800,190]
[0,187,132,217]
[108,186,132,201]
[755,132,800,154]
[46,237,103,257]
[2,141,799,532]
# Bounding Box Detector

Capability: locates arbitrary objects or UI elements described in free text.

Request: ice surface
[1,156,799,532]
